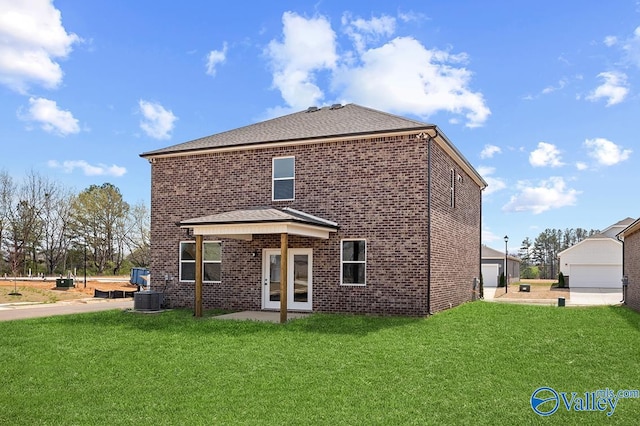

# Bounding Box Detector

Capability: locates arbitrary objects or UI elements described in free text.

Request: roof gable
[601,217,635,238]
[481,245,520,261]
[557,235,622,257]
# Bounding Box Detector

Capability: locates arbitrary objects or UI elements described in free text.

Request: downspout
[618,233,626,304]
[427,134,432,315]
[418,130,434,315]
[479,188,483,299]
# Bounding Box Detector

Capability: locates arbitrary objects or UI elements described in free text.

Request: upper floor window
[179,241,222,283]
[341,239,366,286]
[273,156,295,201]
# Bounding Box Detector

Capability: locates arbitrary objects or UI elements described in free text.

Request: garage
[482,264,499,287]
[568,265,622,288]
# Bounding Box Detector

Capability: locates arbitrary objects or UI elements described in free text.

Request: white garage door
[569,265,621,288]
[482,264,499,287]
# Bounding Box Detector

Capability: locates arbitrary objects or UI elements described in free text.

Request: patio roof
[179,206,339,240]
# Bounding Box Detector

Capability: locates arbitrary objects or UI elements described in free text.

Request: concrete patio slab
[214,311,310,323]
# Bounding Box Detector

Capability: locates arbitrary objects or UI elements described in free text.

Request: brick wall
[623,230,640,312]
[148,133,481,316]
[428,139,482,312]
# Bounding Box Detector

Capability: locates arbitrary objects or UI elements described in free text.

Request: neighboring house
[617,218,640,312]
[557,218,634,288]
[140,103,487,318]
[481,245,520,287]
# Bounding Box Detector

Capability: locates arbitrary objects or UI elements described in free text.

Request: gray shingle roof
[180,206,339,229]
[141,103,432,157]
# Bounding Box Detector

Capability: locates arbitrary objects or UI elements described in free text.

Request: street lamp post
[83,244,87,288]
[504,235,509,293]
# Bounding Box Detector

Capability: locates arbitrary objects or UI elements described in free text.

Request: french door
[262,248,312,311]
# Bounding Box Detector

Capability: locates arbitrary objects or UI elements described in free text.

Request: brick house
[618,218,640,312]
[140,104,486,319]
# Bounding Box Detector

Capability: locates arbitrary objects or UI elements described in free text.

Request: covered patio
[179,206,338,323]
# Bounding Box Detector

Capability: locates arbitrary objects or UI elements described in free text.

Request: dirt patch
[489,281,570,301]
[0,276,137,304]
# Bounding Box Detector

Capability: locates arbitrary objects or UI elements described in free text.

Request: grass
[0,285,80,304]
[0,302,639,425]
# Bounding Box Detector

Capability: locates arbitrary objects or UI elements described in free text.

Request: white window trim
[450,168,456,208]
[340,238,367,286]
[272,156,295,201]
[179,240,222,283]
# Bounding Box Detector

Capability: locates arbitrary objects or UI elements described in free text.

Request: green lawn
[0,302,638,425]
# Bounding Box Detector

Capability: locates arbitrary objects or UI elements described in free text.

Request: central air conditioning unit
[134,290,163,311]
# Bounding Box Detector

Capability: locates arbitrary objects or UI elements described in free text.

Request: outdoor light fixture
[504,235,509,293]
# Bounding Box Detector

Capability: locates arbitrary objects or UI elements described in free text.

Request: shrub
[498,272,506,288]
[558,272,566,288]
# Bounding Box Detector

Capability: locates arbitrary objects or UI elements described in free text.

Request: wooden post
[195,234,203,318]
[280,233,288,324]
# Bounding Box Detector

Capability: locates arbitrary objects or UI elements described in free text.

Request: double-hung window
[341,239,366,285]
[273,156,295,201]
[179,241,222,282]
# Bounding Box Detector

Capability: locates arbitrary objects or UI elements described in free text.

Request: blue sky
[1,1,639,251]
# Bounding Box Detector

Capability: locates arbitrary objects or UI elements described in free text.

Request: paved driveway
[483,286,623,306]
[0,298,133,321]
[568,288,623,306]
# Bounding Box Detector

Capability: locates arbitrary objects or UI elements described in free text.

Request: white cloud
[138,100,177,140]
[0,0,80,92]
[541,78,567,95]
[205,42,228,76]
[622,26,640,67]
[575,161,588,171]
[529,142,564,167]
[265,12,490,128]
[342,13,396,53]
[584,138,632,166]
[477,166,506,195]
[333,36,490,127]
[482,227,500,244]
[604,35,618,47]
[265,12,338,110]
[19,97,80,136]
[398,11,428,23]
[503,177,580,214]
[48,160,126,177]
[586,71,629,106]
[480,144,501,159]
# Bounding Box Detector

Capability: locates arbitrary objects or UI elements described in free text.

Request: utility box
[519,284,530,292]
[56,278,74,288]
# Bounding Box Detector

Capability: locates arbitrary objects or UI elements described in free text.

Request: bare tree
[126,201,150,267]
[0,170,16,275]
[40,183,75,275]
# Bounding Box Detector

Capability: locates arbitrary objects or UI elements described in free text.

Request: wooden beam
[195,234,203,317]
[280,233,288,324]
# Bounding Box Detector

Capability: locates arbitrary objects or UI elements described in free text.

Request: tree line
[518,227,600,279]
[0,170,149,278]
